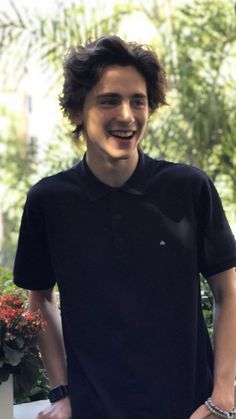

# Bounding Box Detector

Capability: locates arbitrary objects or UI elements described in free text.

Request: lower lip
[110,135,135,147]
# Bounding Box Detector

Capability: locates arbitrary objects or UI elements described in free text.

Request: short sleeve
[197,175,236,277]
[13,187,56,290]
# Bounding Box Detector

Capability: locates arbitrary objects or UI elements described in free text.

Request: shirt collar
[76,151,154,201]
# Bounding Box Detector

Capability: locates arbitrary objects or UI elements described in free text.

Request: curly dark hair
[59,35,167,139]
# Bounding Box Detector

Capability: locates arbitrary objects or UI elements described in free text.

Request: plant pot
[0,375,13,419]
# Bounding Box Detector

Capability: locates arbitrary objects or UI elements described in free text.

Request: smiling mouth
[108,130,135,140]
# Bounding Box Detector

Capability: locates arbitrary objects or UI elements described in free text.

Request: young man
[13,35,236,419]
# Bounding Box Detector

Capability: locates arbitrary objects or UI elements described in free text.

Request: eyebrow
[96,93,147,99]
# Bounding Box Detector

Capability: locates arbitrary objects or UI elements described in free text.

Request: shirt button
[114,214,122,221]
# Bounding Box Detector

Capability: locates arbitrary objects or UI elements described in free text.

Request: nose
[116,102,135,124]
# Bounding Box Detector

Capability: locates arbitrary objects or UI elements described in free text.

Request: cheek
[85,112,101,133]
[140,108,149,122]
[140,115,148,130]
[89,109,110,126]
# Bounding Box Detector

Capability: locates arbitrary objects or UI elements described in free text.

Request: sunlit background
[1,0,236,268]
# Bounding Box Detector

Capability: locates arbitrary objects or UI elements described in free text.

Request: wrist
[211,382,235,410]
[211,397,234,411]
[205,398,236,418]
[48,384,69,403]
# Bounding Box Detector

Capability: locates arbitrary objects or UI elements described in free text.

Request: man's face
[76,65,149,163]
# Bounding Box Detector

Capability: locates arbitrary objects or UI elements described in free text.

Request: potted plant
[0,290,47,417]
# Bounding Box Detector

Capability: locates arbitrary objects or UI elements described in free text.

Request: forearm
[209,269,236,409]
[29,289,68,388]
[189,269,236,419]
[211,297,236,408]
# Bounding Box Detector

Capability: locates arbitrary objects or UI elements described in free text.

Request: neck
[86,151,139,187]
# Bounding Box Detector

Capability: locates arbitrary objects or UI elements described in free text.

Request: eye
[132,98,146,108]
[98,97,120,107]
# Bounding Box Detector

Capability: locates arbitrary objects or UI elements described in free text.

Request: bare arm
[190,267,236,418]
[208,268,236,407]
[29,288,72,419]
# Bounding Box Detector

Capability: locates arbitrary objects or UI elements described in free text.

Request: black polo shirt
[13,152,236,419]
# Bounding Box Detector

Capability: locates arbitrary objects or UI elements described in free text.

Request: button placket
[109,192,128,259]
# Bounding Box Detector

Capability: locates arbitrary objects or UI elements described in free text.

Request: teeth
[110,131,134,138]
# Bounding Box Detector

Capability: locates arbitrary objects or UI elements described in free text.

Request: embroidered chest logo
[159,240,166,246]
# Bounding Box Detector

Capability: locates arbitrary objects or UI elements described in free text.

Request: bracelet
[205,398,236,418]
[48,385,69,403]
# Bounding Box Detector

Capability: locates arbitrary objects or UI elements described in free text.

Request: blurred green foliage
[0,266,17,294]
[201,276,213,339]
[0,0,235,268]
[13,349,49,405]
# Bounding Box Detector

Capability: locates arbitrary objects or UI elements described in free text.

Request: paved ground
[14,400,50,419]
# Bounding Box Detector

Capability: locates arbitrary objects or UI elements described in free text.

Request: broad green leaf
[3,344,25,366]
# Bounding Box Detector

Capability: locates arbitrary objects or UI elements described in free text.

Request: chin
[109,149,135,160]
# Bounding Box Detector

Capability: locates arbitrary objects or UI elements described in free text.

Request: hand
[36,396,72,419]
[189,404,218,418]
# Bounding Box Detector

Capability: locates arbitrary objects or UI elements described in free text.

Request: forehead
[92,65,147,95]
